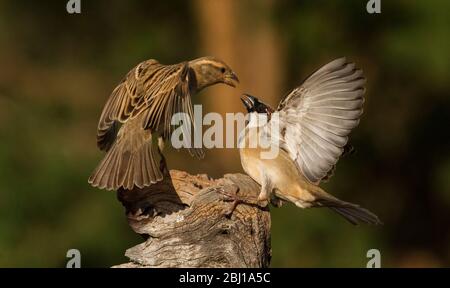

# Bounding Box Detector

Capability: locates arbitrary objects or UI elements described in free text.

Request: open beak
[224,71,239,88]
[240,93,255,112]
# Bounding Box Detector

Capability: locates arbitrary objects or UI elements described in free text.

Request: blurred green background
[0,0,449,267]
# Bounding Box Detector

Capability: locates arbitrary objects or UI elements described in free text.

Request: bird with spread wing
[239,58,381,225]
[89,57,239,191]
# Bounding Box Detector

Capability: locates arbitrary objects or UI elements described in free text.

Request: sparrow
[88,56,239,191]
[239,58,381,225]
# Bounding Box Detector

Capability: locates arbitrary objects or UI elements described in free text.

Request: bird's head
[189,56,239,90]
[240,94,274,116]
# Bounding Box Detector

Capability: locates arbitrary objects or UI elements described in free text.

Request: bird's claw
[216,185,243,217]
[217,185,270,217]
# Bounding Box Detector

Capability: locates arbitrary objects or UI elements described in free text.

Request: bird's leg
[257,170,273,207]
[157,136,168,173]
[218,185,263,217]
[218,169,276,216]
[218,174,275,217]
[218,185,241,217]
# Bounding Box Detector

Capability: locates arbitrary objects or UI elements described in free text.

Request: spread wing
[269,57,365,184]
[96,59,203,158]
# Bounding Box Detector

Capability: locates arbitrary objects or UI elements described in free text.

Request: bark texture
[113,170,271,268]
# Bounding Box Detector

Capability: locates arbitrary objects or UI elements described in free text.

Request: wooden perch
[113,170,271,268]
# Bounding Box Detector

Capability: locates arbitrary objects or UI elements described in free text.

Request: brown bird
[89,57,239,191]
[239,58,381,225]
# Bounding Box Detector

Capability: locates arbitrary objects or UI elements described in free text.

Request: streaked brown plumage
[89,57,239,191]
[239,58,381,225]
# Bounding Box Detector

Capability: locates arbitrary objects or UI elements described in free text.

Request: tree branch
[113,170,271,268]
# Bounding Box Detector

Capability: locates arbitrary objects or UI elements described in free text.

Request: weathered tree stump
[113,170,271,268]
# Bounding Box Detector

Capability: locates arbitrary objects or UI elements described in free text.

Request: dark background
[0,0,449,267]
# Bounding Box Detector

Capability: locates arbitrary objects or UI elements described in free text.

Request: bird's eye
[220,67,226,73]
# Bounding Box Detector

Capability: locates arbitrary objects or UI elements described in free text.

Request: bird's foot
[257,190,283,208]
[217,185,241,217]
[218,185,267,217]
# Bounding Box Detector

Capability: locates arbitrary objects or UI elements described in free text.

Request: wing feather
[96,60,203,158]
[271,57,365,183]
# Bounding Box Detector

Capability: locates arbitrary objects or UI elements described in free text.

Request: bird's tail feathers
[88,138,163,191]
[317,196,382,225]
[302,185,381,225]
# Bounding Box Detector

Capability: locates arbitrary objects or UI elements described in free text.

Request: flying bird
[239,58,381,225]
[89,57,239,191]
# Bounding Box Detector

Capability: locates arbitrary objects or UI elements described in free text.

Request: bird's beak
[224,71,239,87]
[240,94,255,111]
